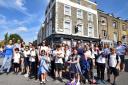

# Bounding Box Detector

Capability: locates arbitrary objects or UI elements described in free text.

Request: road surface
[0,56,128,85]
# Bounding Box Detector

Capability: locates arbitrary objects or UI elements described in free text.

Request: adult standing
[29,45,37,78]
[0,40,14,74]
[116,41,127,71]
[14,40,21,50]
[53,45,64,82]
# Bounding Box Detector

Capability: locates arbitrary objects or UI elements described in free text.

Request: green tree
[4,32,9,44]
[8,34,23,43]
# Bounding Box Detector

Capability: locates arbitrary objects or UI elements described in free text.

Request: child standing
[38,50,49,84]
[13,48,20,74]
[107,48,120,85]
[68,48,81,85]
[96,46,106,84]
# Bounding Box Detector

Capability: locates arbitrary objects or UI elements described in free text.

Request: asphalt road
[0,56,128,85]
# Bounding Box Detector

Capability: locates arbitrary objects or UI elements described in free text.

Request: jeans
[0,55,12,73]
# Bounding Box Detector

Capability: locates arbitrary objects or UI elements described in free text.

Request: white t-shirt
[29,50,36,62]
[84,50,95,59]
[65,49,71,62]
[24,50,30,58]
[13,52,20,63]
[96,51,106,64]
[109,54,120,67]
[53,50,64,64]
[40,46,48,52]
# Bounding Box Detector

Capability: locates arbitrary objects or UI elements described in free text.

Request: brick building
[98,10,128,46]
[37,0,128,46]
[38,0,99,46]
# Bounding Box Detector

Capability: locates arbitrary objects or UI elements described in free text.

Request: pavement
[0,56,128,85]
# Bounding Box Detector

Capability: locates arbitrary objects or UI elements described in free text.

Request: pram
[80,59,96,84]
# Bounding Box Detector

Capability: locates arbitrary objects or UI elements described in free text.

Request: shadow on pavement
[125,59,128,72]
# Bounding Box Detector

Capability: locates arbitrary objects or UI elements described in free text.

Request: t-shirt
[116,45,126,55]
[13,52,20,63]
[84,50,95,59]
[40,46,48,52]
[96,51,106,64]
[29,50,36,62]
[65,49,71,62]
[24,50,30,58]
[103,48,110,56]
[54,50,64,64]
[109,54,120,67]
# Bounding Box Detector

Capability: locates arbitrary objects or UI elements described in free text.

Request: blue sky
[0,0,49,43]
[91,0,128,19]
[0,0,128,43]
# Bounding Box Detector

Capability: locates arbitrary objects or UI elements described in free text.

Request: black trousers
[97,63,105,80]
[29,62,35,77]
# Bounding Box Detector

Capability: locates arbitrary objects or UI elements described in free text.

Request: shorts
[55,63,63,71]
[119,55,125,64]
[14,63,20,68]
[24,57,30,67]
[108,67,119,76]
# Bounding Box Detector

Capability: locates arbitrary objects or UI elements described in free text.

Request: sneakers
[40,80,46,84]
[101,80,106,84]
[40,81,43,84]
[24,74,29,77]
[59,78,63,82]
[76,81,80,85]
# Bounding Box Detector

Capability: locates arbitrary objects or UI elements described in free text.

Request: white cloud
[3,26,28,34]
[0,15,6,24]
[0,0,30,16]
[16,27,28,32]
[15,0,26,10]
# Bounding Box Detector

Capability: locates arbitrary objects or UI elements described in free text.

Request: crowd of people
[0,39,128,85]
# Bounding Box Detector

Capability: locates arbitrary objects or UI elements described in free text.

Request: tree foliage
[9,34,23,42]
[3,33,23,44]
[4,32,9,44]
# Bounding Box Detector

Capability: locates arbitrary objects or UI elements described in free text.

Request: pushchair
[80,59,96,84]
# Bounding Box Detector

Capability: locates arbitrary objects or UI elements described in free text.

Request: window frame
[112,21,118,29]
[77,9,83,19]
[88,23,94,37]
[87,12,93,22]
[64,19,71,29]
[64,4,71,16]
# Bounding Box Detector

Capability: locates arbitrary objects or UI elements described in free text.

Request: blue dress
[38,56,49,76]
[4,45,14,56]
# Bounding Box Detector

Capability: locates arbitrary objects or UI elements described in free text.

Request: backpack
[108,54,119,66]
